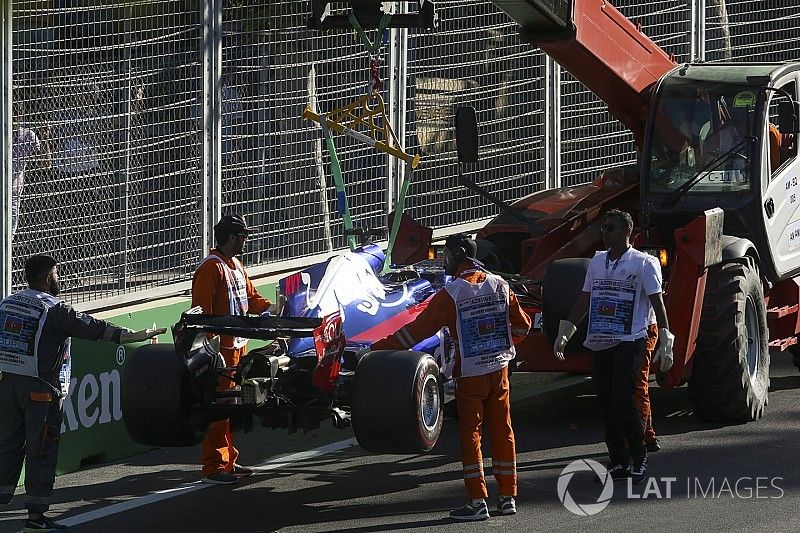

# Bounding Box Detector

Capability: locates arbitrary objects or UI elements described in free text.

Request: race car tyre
[352,350,443,453]
[541,258,591,354]
[122,344,208,447]
[689,258,769,422]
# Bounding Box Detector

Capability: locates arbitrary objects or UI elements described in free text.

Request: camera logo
[557,459,614,516]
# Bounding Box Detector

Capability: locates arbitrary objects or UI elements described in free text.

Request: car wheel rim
[745,294,760,381]
[420,374,440,431]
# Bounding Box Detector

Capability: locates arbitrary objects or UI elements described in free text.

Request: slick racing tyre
[689,258,769,422]
[542,258,591,354]
[352,350,443,454]
[122,344,208,446]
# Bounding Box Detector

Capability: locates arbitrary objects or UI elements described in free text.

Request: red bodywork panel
[766,278,800,351]
[658,211,722,388]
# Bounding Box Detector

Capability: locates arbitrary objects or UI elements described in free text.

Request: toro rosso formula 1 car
[121,243,509,454]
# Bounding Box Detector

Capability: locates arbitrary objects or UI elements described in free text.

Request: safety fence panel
[10,1,800,308]
[11,0,204,304]
[221,1,391,266]
[404,1,547,229]
[705,2,800,63]
[560,0,692,187]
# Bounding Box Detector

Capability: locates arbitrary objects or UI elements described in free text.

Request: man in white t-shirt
[554,209,675,484]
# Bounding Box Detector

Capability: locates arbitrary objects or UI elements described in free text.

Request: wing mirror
[455,106,478,164]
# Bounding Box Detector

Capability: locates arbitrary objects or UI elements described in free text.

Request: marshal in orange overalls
[372,261,531,500]
[192,249,271,477]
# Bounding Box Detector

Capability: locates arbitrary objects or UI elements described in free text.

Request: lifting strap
[302,91,420,169]
[319,112,358,250]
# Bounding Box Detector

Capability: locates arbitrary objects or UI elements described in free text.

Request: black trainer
[645,440,661,453]
[595,462,630,483]
[23,515,68,532]
[497,496,517,515]
[449,500,489,521]
[631,456,648,485]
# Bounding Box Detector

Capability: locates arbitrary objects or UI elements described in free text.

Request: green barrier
[17,282,276,484]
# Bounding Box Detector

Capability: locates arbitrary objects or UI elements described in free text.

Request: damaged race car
[121,274,446,454]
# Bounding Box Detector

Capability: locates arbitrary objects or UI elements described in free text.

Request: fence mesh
[221,1,391,266]
[404,0,547,229]
[12,0,204,304]
[7,0,800,306]
[560,1,692,187]
[705,1,800,62]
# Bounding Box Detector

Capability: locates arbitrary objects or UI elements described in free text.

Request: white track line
[58,374,590,527]
[59,438,359,527]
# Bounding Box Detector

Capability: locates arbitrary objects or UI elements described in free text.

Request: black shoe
[645,440,661,453]
[201,471,239,485]
[497,496,517,515]
[23,515,68,532]
[232,464,254,477]
[631,456,648,485]
[449,500,489,521]
[595,462,629,482]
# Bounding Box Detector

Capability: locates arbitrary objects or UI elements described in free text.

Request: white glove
[118,327,167,343]
[553,320,577,361]
[652,328,675,372]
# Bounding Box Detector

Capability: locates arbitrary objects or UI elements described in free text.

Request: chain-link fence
[404,0,547,227]
[5,0,800,308]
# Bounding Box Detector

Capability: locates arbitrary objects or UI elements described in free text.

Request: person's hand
[119,327,167,343]
[652,328,675,372]
[553,320,577,361]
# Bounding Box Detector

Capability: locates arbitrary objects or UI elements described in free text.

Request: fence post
[388,4,409,223]
[118,10,132,291]
[545,56,561,190]
[0,0,11,298]
[691,0,706,62]
[201,0,222,257]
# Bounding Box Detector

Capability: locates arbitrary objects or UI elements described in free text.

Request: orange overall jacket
[191,249,271,476]
[371,262,531,376]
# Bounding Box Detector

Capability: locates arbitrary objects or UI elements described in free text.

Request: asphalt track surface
[2,356,800,533]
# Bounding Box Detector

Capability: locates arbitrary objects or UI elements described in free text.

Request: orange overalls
[635,324,659,446]
[372,262,531,500]
[192,249,271,477]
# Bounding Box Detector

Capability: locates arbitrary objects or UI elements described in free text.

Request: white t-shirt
[582,247,662,351]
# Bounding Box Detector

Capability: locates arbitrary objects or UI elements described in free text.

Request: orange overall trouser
[634,325,659,445]
[456,365,516,500]
[200,345,242,476]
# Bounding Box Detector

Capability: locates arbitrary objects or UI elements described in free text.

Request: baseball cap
[214,214,256,234]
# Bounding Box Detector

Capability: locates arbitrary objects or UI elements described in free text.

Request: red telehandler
[417,0,800,422]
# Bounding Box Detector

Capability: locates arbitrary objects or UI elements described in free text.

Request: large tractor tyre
[352,350,444,454]
[542,258,591,353]
[122,344,208,447]
[689,259,769,422]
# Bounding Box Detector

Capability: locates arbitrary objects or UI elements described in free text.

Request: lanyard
[605,247,631,273]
